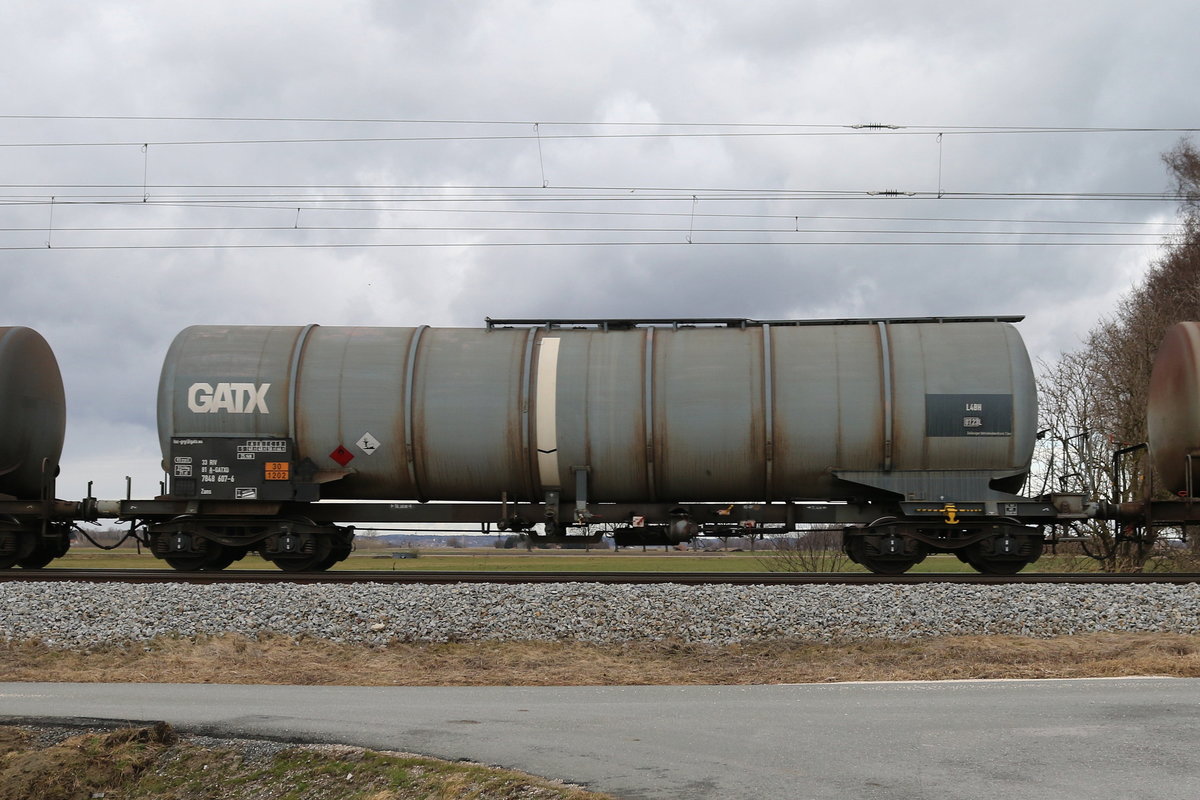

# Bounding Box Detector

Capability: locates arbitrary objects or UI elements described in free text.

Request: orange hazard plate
[264,462,290,480]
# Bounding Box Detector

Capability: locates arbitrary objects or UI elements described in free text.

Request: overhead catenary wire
[0,195,1181,228]
[0,224,1177,238]
[0,196,1182,249]
[0,189,1187,204]
[6,130,1200,147]
[6,113,1200,129]
[1,113,1198,134]
[1,114,1199,151]
[0,240,1170,251]
[0,116,1187,206]
[1,116,1190,252]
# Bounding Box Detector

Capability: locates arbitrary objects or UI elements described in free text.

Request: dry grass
[3,633,1200,686]
[0,723,609,800]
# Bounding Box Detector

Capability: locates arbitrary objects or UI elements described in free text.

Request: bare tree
[1036,139,1200,571]
[757,527,851,572]
[1037,349,1157,571]
[742,528,762,552]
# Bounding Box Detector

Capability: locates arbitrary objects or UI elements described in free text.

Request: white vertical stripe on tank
[535,337,561,489]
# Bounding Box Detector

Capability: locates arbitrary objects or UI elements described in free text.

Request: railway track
[4,569,1200,585]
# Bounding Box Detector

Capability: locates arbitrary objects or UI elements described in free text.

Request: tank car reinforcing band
[519,328,539,502]
[762,324,775,502]
[535,337,561,490]
[287,324,319,443]
[876,321,895,472]
[403,325,429,502]
[644,328,657,502]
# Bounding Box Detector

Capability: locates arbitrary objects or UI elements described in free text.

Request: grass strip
[3,632,1199,686]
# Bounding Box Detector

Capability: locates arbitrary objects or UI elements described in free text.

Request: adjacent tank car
[0,326,71,568]
[1148,321,1200,496]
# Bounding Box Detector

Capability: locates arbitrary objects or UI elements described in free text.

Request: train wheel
[205,546,241,570]
[309,540,352,571]
[846,536,921,575]
[268,536,334,572]
[164,543,238,571]
[17,530,71,569]
[17,548,57,569]
[857,554,921,575]
[967,557,1027,575]
[0,520,37,568]
[961,546,1029,575]
[961,531,1042,575]
[164,554,213,570]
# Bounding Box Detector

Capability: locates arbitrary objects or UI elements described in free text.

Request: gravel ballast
[4,582,1200,648]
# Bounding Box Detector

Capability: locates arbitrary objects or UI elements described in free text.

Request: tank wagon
[0,326,73,568]
[146,316,1061,573]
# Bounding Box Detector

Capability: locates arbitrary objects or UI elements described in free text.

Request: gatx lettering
[187,382,271,413]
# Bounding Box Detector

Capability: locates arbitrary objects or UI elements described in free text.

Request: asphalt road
[2,678,1198,799]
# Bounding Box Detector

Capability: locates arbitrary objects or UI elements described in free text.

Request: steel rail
[3,570,1200,585]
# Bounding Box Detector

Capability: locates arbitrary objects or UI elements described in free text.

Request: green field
[43,547,1104,573]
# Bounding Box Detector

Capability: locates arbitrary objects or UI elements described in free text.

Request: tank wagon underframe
[111,493,1070,572]
[88,491,1200,572]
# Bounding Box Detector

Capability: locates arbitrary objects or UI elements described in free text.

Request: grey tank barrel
[0,326,66,499]
[157,318,1038,504]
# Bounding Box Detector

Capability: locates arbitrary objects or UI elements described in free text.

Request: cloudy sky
[2,0,1197,499]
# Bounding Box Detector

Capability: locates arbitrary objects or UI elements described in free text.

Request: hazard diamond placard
[329,445,354,466]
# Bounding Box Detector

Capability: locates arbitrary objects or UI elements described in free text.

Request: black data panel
[169,437,295,500]
[925,394,1013,437]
